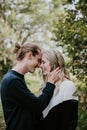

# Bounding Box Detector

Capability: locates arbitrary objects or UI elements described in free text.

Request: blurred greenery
[0,0,87,129]
[0,100,6,130]
[53,0,87,129]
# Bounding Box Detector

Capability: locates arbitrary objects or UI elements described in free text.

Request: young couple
[1,43,78,130]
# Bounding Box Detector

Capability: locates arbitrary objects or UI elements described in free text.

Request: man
[1,43,60,130]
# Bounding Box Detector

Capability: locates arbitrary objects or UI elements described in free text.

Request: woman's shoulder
[59,80,78,100]
[60,79,75,86]
[60,80,76,91]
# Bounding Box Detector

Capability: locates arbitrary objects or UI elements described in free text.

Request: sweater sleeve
[7,79,55,111]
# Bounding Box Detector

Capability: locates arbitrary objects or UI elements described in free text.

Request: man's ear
[26,51,33,59]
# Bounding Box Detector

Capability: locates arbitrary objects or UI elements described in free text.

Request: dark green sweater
[1,70,55,130]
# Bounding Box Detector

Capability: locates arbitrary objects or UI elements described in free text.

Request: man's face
[40,54,51,76]
[28,51,42,73]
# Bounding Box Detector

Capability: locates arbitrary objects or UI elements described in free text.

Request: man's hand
[47,67,61,84]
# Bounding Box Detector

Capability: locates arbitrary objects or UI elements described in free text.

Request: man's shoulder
[1,70,19,87]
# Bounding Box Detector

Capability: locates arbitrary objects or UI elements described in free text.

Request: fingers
[47,67,61,84]
[52,67,60,72]
[50,67,60,75]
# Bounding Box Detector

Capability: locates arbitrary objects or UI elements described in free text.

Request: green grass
[0,100,6,130]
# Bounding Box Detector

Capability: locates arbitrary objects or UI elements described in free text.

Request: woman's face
[40,54,51,76]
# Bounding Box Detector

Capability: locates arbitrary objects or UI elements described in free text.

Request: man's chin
[29,69,35,73]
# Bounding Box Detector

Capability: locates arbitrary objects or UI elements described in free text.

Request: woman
[1,43,60,130]
[40,49,78,130]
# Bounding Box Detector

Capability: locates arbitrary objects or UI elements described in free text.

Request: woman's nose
[39,63,43,68]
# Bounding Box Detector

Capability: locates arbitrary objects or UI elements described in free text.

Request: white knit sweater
[43,80,78,118]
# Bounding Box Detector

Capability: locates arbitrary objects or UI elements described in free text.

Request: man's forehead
[39,52,42,57]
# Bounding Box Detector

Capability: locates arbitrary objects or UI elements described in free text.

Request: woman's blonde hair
[42,49,70,83]
[13,43,41,60]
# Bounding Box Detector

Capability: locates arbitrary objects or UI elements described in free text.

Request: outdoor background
[0,0,87,130]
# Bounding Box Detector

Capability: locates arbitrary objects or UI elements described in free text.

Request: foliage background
[0,0,87,130]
